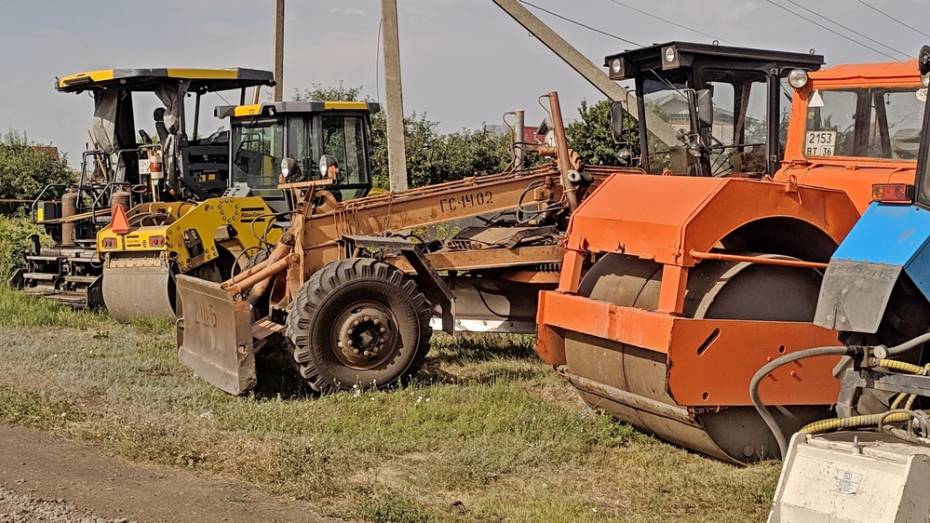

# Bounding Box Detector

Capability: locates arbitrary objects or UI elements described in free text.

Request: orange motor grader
[173,92,618,395]
[535,43,925,463]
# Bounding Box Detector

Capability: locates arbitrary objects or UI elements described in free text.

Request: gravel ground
[0,486,128,523]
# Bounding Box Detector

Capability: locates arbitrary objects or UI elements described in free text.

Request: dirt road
[0,425,337,523]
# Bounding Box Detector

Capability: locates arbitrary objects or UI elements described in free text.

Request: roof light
[871,183,914,203]
[664,47,676,63]
[607,57,625,80]
[788,69,809,89]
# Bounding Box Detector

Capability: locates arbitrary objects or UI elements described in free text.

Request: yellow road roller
[97,100,378,320]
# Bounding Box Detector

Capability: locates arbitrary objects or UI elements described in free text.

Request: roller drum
[563,253,828,462]
[102,253,175,322]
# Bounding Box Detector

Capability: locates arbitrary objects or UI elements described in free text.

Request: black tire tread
[284,257,432,393]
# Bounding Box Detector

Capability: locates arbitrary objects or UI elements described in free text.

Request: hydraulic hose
[800,411,916,434]
[751,331,930,458]
[877,359,930,375]
[886,331,930,356]
[749,345,851,458]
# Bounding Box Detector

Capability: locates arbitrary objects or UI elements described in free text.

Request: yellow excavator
[97,100,379,320]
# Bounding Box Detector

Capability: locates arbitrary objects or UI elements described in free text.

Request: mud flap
[814,260,901,333]
[815,203,930,334]
[175,275,256,395]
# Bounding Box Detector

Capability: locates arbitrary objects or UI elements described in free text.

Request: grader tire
[285,258,432,393]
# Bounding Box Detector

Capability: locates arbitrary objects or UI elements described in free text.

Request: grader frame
[175,92,616,394]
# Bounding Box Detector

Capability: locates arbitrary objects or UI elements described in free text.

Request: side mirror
[609,102,628,142]
[696,89,713,129]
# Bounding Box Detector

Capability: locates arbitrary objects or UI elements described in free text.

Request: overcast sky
[1,0,928,166]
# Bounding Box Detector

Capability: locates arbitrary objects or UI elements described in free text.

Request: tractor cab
[815,46,930,337]
[56,68,276,205]
[218,100,378,212]
[605,42,823,177]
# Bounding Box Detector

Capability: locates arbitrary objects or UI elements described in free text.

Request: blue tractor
[759,46,930,522]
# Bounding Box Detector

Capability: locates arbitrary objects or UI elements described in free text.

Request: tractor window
[869,90,923,159]
[287,116,314,178]
[321,115,369,199]
[642,79,692,175]
[703,70,769,175]
[805,87,923,160]
[231,119,284,197]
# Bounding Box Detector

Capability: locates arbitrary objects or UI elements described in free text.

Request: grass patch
[0,385,82,429]
[363,494,434,523]
[0,286,106,328]
[0,288,779,521]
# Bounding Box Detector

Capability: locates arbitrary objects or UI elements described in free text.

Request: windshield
[804,87,924,160]
[640,69,770,176]
[642,78,692,174]
[231,119,284,197]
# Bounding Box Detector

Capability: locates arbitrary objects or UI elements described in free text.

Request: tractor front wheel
[285,258,432,393]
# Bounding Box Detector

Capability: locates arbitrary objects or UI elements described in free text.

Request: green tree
[565,99,637,166]
[0,130,73,200]
[293,83,363,102]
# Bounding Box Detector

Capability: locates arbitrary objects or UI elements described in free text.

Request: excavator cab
[220,101,378,212]
[605,42,823,177]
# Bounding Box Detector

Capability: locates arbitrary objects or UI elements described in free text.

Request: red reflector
[872,183,914,203]
[102,238,117,249]
[148,236,166,247]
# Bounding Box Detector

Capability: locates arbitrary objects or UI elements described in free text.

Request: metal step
[20,285,57,296]
[22,272,58,282]
[25,255,60,262]
[63,275,98,285]
[67,257,99,264]
[53,293,90,307]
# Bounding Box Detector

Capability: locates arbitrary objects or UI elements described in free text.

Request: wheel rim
[330,300,399,369]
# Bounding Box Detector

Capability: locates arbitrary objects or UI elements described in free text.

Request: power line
[782,0,908,59]
[603,0,734,45]
[765,0,899,60]
[857,0,930,40]
[519,0,642,47]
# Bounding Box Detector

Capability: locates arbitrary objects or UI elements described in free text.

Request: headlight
[788,69,809,89]
[664,47,676,63]
[610,58,622,74]
[280,159,289,178]
[922,72,929,87]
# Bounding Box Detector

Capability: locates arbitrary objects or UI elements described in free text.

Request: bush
[0,130,73,201]
[0,215,40,282]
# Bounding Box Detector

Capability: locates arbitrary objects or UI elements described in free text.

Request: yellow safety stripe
[323,101,368,110]
[165,68,240,79]
[232,104,263,117]
[57,69,115,88]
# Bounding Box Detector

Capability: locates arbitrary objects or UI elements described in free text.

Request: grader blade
[175,275,256,395]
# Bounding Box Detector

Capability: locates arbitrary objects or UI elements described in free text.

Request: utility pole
[273,0,285,101]
[492,0,676,146]
[381,0,409,192]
